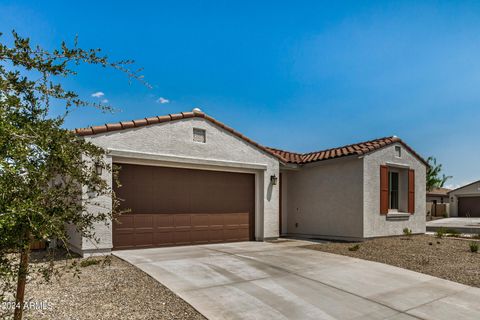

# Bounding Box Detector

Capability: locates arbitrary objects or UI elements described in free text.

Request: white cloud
[444,184,460,190]
[156,97,170,104]
[101,99,109,103]
[91,91,105,98]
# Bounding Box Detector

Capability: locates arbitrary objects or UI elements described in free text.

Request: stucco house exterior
[448,180,480,217]
[427,188,450,204]
[70,109,427,256]
[426,187,451,218]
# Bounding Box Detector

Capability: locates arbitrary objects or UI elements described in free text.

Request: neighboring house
[427,188,450,204]
[426,187,451,218]
[70,109,427,256]
[448,180,480,217]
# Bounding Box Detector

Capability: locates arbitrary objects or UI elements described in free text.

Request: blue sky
[1,1,479,187]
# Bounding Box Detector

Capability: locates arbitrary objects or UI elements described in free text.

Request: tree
[0,31,144,320]
[426,156,452,192]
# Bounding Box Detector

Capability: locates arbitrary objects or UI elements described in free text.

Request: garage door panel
[134,233,153,247]
[154,232,174,246]
[210,230,225,242]
[174,230,192,245]
[156,215,174,230]
[114,234,135,249]
[174,214,192,227]
[191,214,210,226]
[116,215,134,226]
[209,214,225,226]
[458,197,480,217]
[113,164,255,250]
[191,230,210,244]
[225,212,248,225]
[133,215,154,228]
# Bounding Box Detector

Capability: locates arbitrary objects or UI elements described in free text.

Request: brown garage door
[112,164,255,250]
[458,197,480,217]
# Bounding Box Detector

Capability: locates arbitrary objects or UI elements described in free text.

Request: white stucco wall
[448,181,480,217]
[363,143,427,237]
[284,157,364,240]
[75,117,280,255]
[68,155,113,257]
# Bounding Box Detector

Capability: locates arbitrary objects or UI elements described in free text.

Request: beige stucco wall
[363,142,427,237]
[74,117,280,255]
[426,195,450,203]
[448,181,480,216]
[284,156,364,240]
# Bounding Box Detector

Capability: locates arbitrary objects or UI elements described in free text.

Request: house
[426,187,451,218]
[448,180,480,217]
[427,188,450,204]
[70,109,427,256]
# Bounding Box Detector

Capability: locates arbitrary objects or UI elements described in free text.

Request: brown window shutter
[408,169,415,213]
[380,165,389,214]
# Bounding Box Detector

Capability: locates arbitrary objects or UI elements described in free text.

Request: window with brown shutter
[408,169,415,213]
[380,165,389,214]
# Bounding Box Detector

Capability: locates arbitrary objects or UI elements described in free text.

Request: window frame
[394,146,402,158]
[193,128,206,143]
[389,171,399,210]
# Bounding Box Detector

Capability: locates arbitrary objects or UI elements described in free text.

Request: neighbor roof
[267,136,429,166]
[75,111,428,166]
[448,180,480,194]
[427,187,451,196]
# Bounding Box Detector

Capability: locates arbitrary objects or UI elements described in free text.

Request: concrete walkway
[427,217,480,234]
[114,240,480,320]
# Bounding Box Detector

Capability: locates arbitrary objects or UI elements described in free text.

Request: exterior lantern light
[95,165,103,175]
[270,174,278,185]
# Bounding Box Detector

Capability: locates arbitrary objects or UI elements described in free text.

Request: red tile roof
[427,187,451,196]
[267,136,428,166]
[75,111,428,166]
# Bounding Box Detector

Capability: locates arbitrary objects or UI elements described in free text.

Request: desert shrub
[403,228,412,237]
[435,228,446,238]
[348,244,360,252]
[469,242,479,253]
[80,259,101,268]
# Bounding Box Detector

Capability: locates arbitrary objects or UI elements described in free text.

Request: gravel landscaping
[11,253,206,320]
[304,235,480,287]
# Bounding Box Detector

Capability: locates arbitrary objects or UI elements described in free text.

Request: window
[193,128,206,143]
[389,171,399,210]
[395,146,402,158]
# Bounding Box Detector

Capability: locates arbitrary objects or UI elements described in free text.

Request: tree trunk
[13,240,31,320]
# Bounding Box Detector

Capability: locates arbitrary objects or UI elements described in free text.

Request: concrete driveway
[427,217,480,234]
[114,240,480,320]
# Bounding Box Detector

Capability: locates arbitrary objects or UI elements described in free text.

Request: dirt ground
[304,234,480,287]
[4,253,205,320]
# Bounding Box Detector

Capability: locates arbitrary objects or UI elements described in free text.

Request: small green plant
[403,228,412,237]
[469,242,479,253]
[348,244,360,252]
[445,229,460,237]
[435,228,446,238]
[80,259,101,268]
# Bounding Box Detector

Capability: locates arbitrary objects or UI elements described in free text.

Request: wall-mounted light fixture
[95,165,103,175]
[270,174,278,185]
